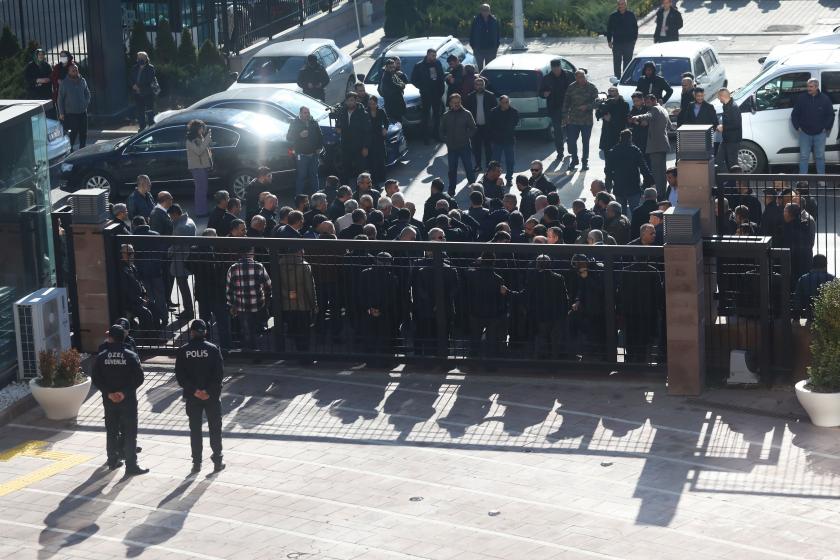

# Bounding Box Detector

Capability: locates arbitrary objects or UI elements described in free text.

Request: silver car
[229,38,355,105]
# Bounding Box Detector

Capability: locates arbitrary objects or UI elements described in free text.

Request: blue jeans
[615,192,640,218]
[799,131,826,174]
[492,143,516,181]
[566,124,592,163]
[237,311,259,350]
[295,153,320,195]
[191,168,209,217]
[200,302,232,351]
[447,145,475,194]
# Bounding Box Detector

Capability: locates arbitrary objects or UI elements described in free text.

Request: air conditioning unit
[71,188,109,224]
[14,287,71,381]
[676,124,715,161]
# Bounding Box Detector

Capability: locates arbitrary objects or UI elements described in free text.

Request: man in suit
[463,77,497,171]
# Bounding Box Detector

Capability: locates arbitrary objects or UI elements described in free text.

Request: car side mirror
[609,76,619,85]
[750,94,757,114]
[356,73,365,82]
[229,71,239,80]
[757,56,766,64]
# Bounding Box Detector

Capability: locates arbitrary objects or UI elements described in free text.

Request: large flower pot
[795,379,840,428]
[29,377,91,421]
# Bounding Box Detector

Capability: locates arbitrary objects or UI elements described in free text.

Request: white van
[713,49,840,173]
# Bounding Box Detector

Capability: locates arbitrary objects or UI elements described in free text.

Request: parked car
[59,109,298,201]
[712,49,840,173]
[480,53,576,137]
[759,43,838,72]
[46,116,71,178]
[360,36,477,128]
[229,38,355,105]
[612,41,727,121]
[156,87,407,169]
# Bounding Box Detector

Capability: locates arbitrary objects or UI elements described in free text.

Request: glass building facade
[0,102,56,372]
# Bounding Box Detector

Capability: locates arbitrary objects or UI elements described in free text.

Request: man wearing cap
[176,320,226,473]
[296,54,330,101]
[92,324,148,475]
[539,59,572,160]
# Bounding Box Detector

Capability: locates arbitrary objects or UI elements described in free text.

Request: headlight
[60,162,74,174]
[48,125,64,141]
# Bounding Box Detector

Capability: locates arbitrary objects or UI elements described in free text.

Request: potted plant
[795,279,840,427]
[30,348,91,420]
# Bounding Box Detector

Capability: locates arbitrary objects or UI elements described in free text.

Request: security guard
[91,324,148,475]
[175,319,226,474]
[97,317,141,462]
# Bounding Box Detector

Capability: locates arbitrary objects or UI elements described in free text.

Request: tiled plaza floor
[1,360,839,559]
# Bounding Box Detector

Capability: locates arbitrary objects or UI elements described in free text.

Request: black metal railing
[51,206,81,349]
[103,228,668,371]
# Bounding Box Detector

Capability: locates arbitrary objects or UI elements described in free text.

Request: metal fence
[0,0,88,62]
[103,228,668,372]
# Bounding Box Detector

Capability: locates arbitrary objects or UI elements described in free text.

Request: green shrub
[197,39,225,68]
[128,19,153,59]
[177,29,197,68]
[808,279,840,393]
[155,63,234,109]
[155,18,178,64]
[0,25,21,60]
[0,45,27,98]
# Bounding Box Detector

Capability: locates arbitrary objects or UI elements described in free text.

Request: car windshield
[620,57,691,86]
[238,56,306,84]
[480,69,541,97]
[365,55,423,84]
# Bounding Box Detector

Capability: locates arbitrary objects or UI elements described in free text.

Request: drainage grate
[763,25,804,32]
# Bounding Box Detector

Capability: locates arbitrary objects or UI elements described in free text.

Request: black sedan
[59,109,296,201]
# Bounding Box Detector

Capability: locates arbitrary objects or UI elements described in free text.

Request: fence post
[269,248,285,352]
[665,241,706,395]
[603,254,617,363]
[102,224,122,329]
[433,248,447,359]
[758,250,772,383]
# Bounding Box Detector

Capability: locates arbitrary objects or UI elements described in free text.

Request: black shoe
[136,446,142,454]
[107,460,123,471]
[568,162,578,172]
[581,161,589,171]
[124,465,149,476]
[447,189,456,197]
[212,462,226,473]
[191,462,201,474]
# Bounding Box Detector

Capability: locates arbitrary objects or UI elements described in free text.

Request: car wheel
[230,170,255,201]
[83,171,117,196]
[737,141,767,174]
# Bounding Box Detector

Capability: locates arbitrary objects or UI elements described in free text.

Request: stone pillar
[71,223,111,352]
[677,159,716,236]
[665,241,706,396]
[86,0,129,117]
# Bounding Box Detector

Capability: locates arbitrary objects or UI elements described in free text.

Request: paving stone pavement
[1,361,840,560]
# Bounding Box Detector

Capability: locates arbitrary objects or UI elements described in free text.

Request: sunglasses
[530,168,541,173]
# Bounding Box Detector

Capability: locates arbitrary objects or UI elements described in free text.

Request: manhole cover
[763,25,803,33]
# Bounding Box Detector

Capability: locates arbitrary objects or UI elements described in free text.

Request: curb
[0,394,36,427]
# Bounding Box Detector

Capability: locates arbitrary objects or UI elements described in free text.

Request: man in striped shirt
[226,248,272,350]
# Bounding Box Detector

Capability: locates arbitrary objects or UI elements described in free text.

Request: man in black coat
[188,238,232,351]
[631,188,659,240]
[423,178,457,220]
[606,0,638,79]
[636,61,673,103]
[628,92,649,156]
[717,88,742,172]
[207,190,236,237]
[335,92,370,184]
[296,54,330,101]
[469,4,501,70]
[92,324,148,475]
[412,251,459,355]
[509,255,570,359]
[528,160,555,194]
[487,95,519,184]
[680,87,718,126]
[25,48,53,100]
[465,253,507,358]
[653,0,683,43]
[411,49,446,143]
[597,88,629,151]
[287,106,324,194]
[176,319,226,473]
[539,59,571,158]
[130,51,157,130]
[618,261,664,362]
[606,129,653,215]
[516,175,542,220]
[379,58,407,123]
[464,77,497,171]
[357,252,402,354]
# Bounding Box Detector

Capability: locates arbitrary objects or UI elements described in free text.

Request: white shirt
[668,185,678,207]
[476,93,486,125]
[660,9,670,36]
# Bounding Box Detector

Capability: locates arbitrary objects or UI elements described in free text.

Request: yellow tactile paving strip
[0,440,91,497]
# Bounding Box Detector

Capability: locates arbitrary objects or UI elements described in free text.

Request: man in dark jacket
[411,49,446,143]
[469,4,500,70]
[118,244,154,330]
[606,129,653,215]
[176,319,226,473]
[636,61,673,103]
[465,253,507,357]
[631,188,659,240]
[357,252,402,353]
[597,88,629,151]
[296,54,330,101]
[516,175,542,220]
[287,106,324,194]
[628,92,649,156]
[653,0,683,43]
[130,51,157,130]
[412,250,459,355]
[606,0,638,79]
[794,254,835,321]
[207,190,235,237]
[539,59,571,158]
[127,175,155,220]
[441,93,477,195]
[487,95,519,184]
[717,88,742,172]
[528,160,555,194]
[188,235,232,351]
[444,55,464,100]
[423,178,457,221]
[25,48,53,100]
[379,58,407,123]
[464,77,497,171]
[680,87,718,126]
[335,92,370,184]
[510,255,570,358]
[792,78,835,175]
[92,324,148,475]
[618,260,664,362]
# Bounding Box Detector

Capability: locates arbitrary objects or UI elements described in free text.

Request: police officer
[175,319,226,474]
[91,324,148,475]
[97,317,141,461]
